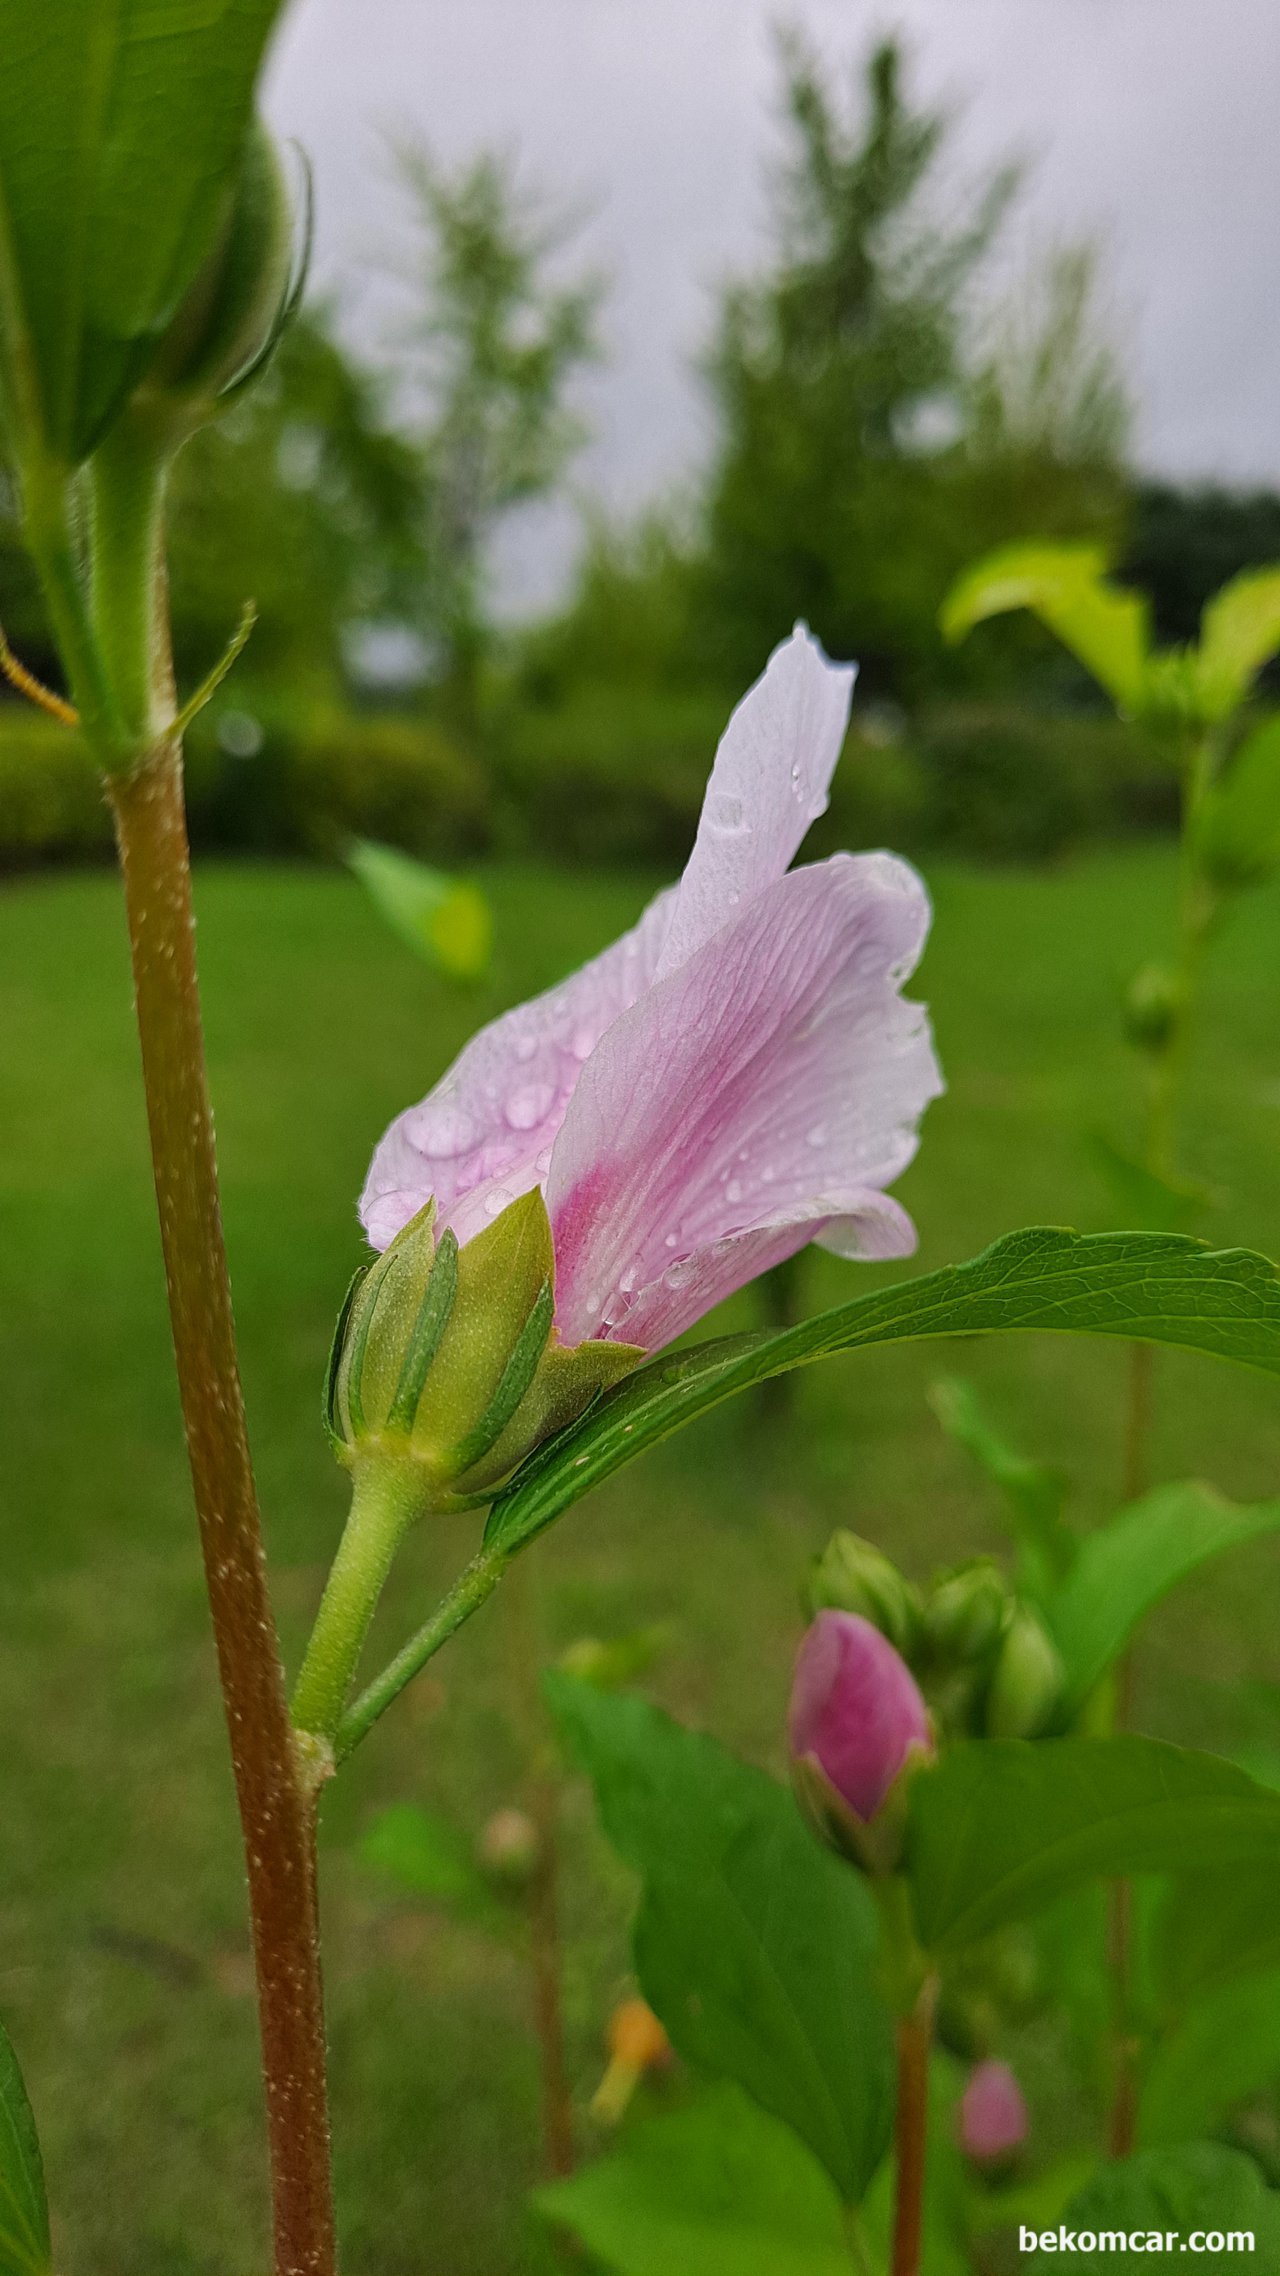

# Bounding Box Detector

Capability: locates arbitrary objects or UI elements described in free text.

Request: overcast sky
[264,0,1280,607]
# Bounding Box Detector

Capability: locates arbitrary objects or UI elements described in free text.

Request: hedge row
[497,690,1177,865]
[0,686,1177,873]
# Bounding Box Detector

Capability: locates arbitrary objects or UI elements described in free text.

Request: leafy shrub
[909,703,1176,861]
[500,687,1176,867]
[0,685,1179,873]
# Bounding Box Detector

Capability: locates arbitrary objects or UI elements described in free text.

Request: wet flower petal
[654,622,856,978]
[360,887,675,1250]
[789,1610,932,1825]
[547,853,941,1343]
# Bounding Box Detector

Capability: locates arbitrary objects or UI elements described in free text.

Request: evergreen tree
[699,35,1015,695]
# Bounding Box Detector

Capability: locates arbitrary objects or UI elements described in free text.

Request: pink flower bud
[788,1611,932,1826]
[957,2060,1029,2165]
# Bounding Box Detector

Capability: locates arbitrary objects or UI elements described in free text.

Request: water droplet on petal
[806,1124,828,1148]
[515,1034,537,1064]
[725,1178,744,1204]
[664,1232,678,1249]
[569,1026,595,1061]
[505,1083,555,1132]
[707,791,751,838]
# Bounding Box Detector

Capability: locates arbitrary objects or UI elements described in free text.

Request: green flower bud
[324,1189,642,1507]
[129,122,300,449]
[807,1530,923,1657]
[1122,962,1184,1057]
[984,1606,1065,1739]
[924,1560,1012,1665]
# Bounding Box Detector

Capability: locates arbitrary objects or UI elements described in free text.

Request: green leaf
[1027,2143,1280,2273]
[356,1803,487,1909]
[548,1677,894,2206]
[928,1374,1072,1601]
[941,542,1152,714]
[536,2084,853,2276]
[485,1229,1280,1560]
[906,1737,1280,1954]
[1087,1133,1212,1236]
[1197,715,1280,889]
[347,838,492,981]
[1046,1483,1280,1715]
[1157,1868,1280,2006]
[0,2017,49,2276]
[0,0,284,463]
[1140,1967,1280,2147]
[1194,567,1280,724]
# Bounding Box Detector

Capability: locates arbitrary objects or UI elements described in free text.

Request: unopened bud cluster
[804,1531,1065,1748]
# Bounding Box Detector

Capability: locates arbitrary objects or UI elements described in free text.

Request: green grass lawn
[2,844,1280,2274]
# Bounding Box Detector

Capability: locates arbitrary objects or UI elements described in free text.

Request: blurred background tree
[696,33,1015,697]
[386,142,602,735]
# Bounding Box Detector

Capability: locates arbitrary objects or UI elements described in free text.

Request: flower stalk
[23,426,336,2275]
[291,1459,431,1743]
[891,1974,938,2276]
[106,737,335,2276]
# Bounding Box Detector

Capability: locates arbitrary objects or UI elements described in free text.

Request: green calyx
[325,1189,643,1506]
[807,1528,924,1656]
[123,122,301,455]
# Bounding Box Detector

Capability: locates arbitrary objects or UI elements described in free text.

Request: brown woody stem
[107,741,335,2276]
[891,1975,937,2276]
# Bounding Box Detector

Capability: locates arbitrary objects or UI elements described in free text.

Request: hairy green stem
[19,452,123,754]
[292,1461,429,1741]
[89,416,171,745]
[335,1540,510,1763]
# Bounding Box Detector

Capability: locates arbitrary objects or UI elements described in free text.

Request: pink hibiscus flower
[360,624,943,1351]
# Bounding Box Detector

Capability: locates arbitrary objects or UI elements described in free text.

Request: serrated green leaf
[536,2085,853,2276]
[347,838,491,980]
[1046,1483,1280,1714]
[941,542,1152,714]
[1140,1967,1280,2148]
[548,1677,894,2205]
[485,1229,1280,1559]
[906,1738,1280,1954]
[928,1375,1072,1601]
[1028,2144,1280,2273]
[0,0,285,464]
[0,2018,49,2276]
[1194,567,1280,724]
[1197,715,1280,888]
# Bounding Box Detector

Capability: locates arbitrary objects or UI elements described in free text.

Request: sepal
[807,1529,923,1656]
[127,123,302,450]
[327,1189,642,1503]
[792,1741,933,1878]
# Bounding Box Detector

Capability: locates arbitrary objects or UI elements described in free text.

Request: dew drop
[806,1123,828,1147]
[725,1178,744,1204]
[514,1034,537,1064]
[506,1082,555,1132]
